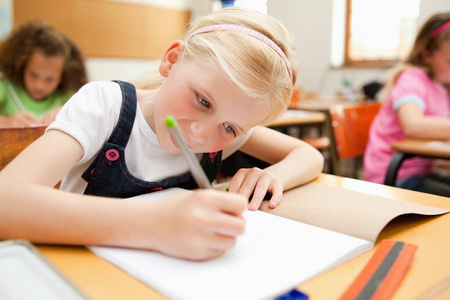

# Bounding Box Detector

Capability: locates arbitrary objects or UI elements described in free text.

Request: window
[344,0,420,67]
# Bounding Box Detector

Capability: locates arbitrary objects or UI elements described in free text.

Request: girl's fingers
[229,168,261,198]
[267,183,283,208]
[207,233,239,251]
[248,177,272,210]
[228,169,247,195]
[209,190,248,216]
[210,211,247,237]
[229,167,285,210]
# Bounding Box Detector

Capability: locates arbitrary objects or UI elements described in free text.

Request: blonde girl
[0,7,323,261]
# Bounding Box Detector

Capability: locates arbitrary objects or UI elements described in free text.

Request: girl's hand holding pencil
[151,189,247,261]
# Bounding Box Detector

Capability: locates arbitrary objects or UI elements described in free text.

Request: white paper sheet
[90,189,372,300]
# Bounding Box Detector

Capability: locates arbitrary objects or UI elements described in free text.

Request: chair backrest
[0,126,47,170]
[329,102,381,160]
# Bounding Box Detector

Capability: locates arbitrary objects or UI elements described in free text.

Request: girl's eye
[196,93,210,108]
[224,124,236,137]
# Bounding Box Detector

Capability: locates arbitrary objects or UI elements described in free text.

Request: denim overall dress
[81,80,222,198]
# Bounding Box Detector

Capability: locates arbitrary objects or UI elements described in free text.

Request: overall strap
[108,80,137,147]
[81,80,137,184]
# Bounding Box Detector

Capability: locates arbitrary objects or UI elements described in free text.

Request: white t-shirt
[47,81,252,194]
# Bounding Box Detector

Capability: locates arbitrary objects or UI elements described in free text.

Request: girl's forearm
[399,104,450,140]
[0,181,248,261]
[0,182,160,248]
[403,116,450,140]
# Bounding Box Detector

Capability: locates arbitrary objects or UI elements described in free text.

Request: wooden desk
[269,110,329,158]
[299,174,450,300]
[384,139,450,186]
[291,96,364,112]
[35,173,450,299]
[268,110,326,128]
[0,126,47,170]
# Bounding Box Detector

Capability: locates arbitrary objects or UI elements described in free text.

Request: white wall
[268,0,333,93]
[418,0,450,25]
[87,0,450,94]
[86,58,160,82]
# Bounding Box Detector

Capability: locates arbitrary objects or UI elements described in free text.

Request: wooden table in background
[268,109,326,128]
[292,95,364,112]
[384,138,450,186]
[0,126,47,170]
[36,173,450,300]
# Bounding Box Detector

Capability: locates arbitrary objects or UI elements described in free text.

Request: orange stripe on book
[371,243,417,300]
[339,240,396,300]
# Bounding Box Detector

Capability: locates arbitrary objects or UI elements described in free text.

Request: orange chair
[328,102,381,178]
[0,126,47,170]
[288,88,301,108]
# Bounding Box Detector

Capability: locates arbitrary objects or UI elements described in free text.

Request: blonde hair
[133,7,297,125]
[381,12,450,98]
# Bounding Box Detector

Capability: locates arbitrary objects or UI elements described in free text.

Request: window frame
[344,0,399,68]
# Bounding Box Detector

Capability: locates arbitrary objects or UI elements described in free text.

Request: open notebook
[90,183,448,300]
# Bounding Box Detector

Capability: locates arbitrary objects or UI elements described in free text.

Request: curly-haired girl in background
[364,12,450,196]
[0,19,88,128]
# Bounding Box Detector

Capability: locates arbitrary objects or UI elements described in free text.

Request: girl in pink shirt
[364,12,450,196]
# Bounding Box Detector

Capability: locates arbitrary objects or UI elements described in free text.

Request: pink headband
[188,24,293,80]
[430,21,450,40]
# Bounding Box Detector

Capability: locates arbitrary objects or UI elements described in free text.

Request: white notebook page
[90,188,372,300]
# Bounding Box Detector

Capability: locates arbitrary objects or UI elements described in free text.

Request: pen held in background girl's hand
[5,81,25,112]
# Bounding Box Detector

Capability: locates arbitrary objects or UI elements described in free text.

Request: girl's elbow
[402,126,416,137]
[306,147,325,176]
[313,152,325,175]
[401,122,423,138]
